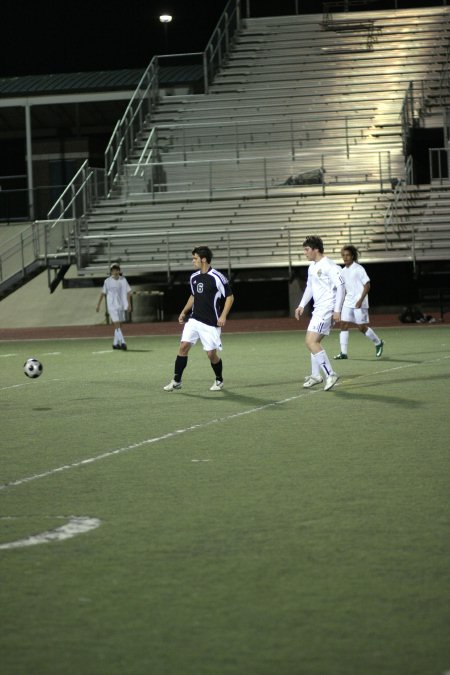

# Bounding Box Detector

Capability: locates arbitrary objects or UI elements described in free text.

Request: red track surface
[0,313,438,341]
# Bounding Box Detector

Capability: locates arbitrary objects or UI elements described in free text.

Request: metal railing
[0,162,106,294]
[0,218,80,292]
[382,155,424,269]
[105,0,242,195]
[0,179,78,223]
[131,112,394,173]
[202,0,241,93]
[46,161,106,222]
[104,60,161,196]
[125,149,393,200]
[400,11,450,145]
[77,224,297,280]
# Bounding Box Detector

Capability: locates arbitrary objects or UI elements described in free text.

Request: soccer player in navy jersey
[164,246,234,391]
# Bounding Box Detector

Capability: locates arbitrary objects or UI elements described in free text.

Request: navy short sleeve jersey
[189,267,233,327]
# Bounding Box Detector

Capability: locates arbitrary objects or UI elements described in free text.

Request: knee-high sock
[174,355,188,383]
[365,327,381,345]
[211,359,223,381]
[313,349,334,378]
[311,353,320,377]
[340,330,349,354]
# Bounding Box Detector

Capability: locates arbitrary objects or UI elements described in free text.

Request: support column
[25,99,34,221]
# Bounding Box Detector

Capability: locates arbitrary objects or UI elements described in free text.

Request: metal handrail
[104,59,160,195]
[383,155,414,245]
[131,110,392,172]
[78,222,294,280]
[47,161,89,221]
[104,0,242,191]
[400,11,450,140]
[202,0,241,93]
[46,162,106,228]
[126,148,393,201]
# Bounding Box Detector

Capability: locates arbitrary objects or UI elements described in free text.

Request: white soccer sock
[340,330,349,354]
[365,327,380,345]
[313,350,334,378]
[311,353,320,377]
[117,328,124,342]
[113,328,120,345]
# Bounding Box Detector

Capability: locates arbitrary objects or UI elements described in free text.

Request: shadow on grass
[332,387,422,407]
[121,349,152,353]
[181,389,279,408]
[347,356,424,364]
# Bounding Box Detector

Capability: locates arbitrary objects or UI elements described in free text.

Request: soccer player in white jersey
[164,246,234,392]
[294,236,345,391]
[96,263,132,350]
[334,245,384,360]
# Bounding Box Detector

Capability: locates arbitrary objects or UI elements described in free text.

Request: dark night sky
[1,0,444,78]
[0,0,230,78]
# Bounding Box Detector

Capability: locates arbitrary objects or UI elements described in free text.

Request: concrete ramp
[0,266,103,328]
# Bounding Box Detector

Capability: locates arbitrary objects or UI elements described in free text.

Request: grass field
[1,325,449,675]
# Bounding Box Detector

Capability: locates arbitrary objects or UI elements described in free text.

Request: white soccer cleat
[163,379,182,391]
[303,375,323,389]
[210,380,224,391]
[324,374,339,391]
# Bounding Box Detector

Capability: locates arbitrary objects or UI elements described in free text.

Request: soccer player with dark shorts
[164,246,234,392]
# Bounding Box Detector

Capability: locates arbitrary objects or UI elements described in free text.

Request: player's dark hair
[110,263,121,271]
[302,236,324,253]
[192,246,213,263]
[342,245,359,262]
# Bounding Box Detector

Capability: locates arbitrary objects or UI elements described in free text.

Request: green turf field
[1,326,449,675]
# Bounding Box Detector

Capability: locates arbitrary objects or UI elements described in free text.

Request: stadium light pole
[159,14,172,53]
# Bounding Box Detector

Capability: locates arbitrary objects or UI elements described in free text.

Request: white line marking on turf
[0,353,17,358]
[0,516,100,550]
[0,378,62,392]
[0,391,308,490]
[92,350,115,354]
[1,355,448,492]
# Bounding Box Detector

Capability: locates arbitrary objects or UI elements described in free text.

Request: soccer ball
[23,357,43,379]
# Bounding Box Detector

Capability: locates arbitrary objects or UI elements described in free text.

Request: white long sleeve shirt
[299,256,345,313]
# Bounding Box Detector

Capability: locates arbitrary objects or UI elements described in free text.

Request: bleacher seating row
[78,5,450,274]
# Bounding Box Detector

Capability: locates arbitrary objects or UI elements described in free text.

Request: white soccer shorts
[181,318,223,351]
[108,308,126,323]
[341,306,369,325]
[307,308,334,336]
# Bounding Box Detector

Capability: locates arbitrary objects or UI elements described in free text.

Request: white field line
[0,516,101,550]
[0,378,62,392]
[1,355,449,493]
[0,392,306,491]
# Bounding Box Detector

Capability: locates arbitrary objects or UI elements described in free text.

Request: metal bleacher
[73,4,450,277]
